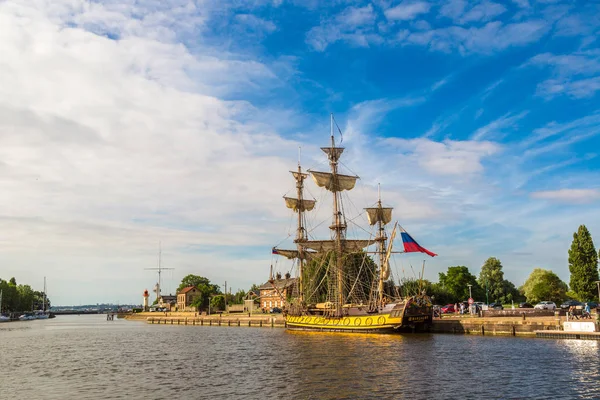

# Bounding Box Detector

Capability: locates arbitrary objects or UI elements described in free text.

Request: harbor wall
[129,312,567,337]
[430,318,562,336]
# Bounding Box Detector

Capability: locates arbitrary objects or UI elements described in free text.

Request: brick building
[258,278,296,311]
[177,286,201,311]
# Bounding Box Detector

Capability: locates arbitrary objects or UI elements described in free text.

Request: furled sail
[365,207,393,226]
[284,197,316,212]
[291,171,309,180]
[272,248,316,259]
[300,239,372,253]
[321,147,344,161]
[310,171,359,192]
[271,248,300,259]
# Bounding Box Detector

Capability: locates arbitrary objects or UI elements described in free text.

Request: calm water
[1,315,599,399]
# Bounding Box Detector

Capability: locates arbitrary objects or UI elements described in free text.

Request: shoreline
[126,312,593,337]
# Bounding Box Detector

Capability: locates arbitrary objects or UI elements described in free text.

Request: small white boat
[35,311,49,319]
[19,314,36,321]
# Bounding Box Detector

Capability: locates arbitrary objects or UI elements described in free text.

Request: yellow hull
[285,313,402,333]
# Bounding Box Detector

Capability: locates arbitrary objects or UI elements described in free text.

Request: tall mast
[43,276,47,312]
[329,114,344,316]
[145,241,174,301]
[376,185,386,307]
[295,147,306,305]
[365,184,393,309]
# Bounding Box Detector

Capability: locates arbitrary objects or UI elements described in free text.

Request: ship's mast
[376,185,387,308]
[294,147,306,306]
[328,114,345,317]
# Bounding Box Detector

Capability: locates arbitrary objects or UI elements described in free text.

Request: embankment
[128,312,566,336]
[430,316,562,336]
[126,312,285,328]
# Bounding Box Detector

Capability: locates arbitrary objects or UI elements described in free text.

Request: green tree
[178,275,211,292]
[233,289,246,304]
[0,278,19,311]
[17,284,35,312]
[568,225,599,301]
[209,295,225,312]
[478,257,506,303]
[521,268,568,303]
[177,275,221,311]
[438,266,482,303]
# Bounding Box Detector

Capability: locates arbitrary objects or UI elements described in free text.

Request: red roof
[179,286,198,294]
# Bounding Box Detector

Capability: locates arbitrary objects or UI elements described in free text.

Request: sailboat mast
[43,276,47,312]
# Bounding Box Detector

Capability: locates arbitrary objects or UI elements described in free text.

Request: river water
[0,315,599,399]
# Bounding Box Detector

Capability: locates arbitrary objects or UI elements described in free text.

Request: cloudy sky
[1,0,599,305]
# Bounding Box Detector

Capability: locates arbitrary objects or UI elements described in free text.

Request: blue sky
[1,0,599,304]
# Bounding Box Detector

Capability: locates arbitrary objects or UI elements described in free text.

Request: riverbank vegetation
[0,277,50,313]
[417,224,600,306]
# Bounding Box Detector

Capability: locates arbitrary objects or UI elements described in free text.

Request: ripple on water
[2,316,600,399]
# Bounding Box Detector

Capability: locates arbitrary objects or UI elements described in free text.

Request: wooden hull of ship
[285,313,404,333]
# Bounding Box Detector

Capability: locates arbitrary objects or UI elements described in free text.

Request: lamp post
[467,284,473,315]
[595,281,600,303]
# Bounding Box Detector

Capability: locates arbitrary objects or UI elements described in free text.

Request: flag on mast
[400,227,437,257]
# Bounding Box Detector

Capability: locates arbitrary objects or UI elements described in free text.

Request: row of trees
[0,277,50,312]
[176,274,256,311]
[422,224,600,305]
[175,223,599,310]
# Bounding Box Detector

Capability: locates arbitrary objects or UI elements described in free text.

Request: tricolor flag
[400,228,437,257]
[272,248,279,255]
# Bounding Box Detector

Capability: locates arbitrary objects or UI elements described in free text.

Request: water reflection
[1,316,599,399]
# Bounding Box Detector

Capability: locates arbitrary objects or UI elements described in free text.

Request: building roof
[178,286,198,294]
[258,278,297,290]
[160,295,177,302]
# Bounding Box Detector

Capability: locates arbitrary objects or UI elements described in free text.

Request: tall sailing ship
[272,115,436,333]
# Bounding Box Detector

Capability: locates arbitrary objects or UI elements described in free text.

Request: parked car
[534,301,556,310]
[488,303,503,310]
[518,302,534,308]
[560,300,582,310]
[474,302,485,309]
[441,304,455,314]
[270,307,282,313]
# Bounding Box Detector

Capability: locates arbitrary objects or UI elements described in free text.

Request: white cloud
[402,20,549,55]
[234,14,277,33]
[528,51,600,99]
[531,189,600,204]
[458,1,506,24]
[386,138,501,175]
[384,1,431,21]
[0,0,301,303]
[471,111,529,140]
[338,4,376,26]
[439,0,506,24]
[305,5,380,51]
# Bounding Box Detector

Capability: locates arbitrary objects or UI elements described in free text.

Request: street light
[467,284,473,315]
